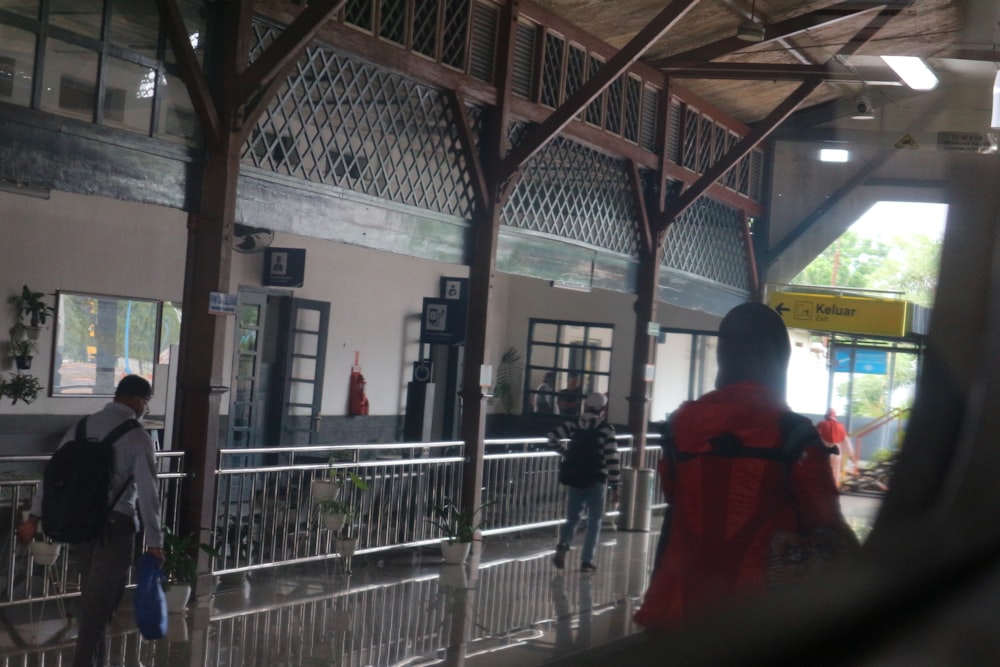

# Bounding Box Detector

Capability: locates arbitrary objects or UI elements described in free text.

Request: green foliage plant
[9,337,37,359]
[10,285,55,327]
[493,346,523,414]
[161,525,220,587]
[0,373,43,404]
[430,499,493,544]
[316,498,353,517]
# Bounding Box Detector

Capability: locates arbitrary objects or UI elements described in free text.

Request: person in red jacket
[634,303,856,632]
[817,408,854,488]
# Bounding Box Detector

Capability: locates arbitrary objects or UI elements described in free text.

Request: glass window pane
[159,301,181,364]
[561,325,587,346]
[530,344,556,367]
[239,305,260,327]
[156,71,199,145]
[3,1,41,20]
[296,309,320,330]
[48,0,104,39]
[164,0,209,67]
[533,322,558,343]
[41,38,98,121]
[0,24,36,106]
[110,0,159,58]
[53,292,158,396]
[103,56,154,133]
[238,329,257,353]
[292,357,316,378]
[238,354,256,379]
[295,333,318,357]
[233,402,252,428]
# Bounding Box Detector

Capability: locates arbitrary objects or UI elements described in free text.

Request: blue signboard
[834,349,888,374]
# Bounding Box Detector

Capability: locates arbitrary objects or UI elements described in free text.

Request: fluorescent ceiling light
[881,56,938,90]
[991,70,1000,130]
[820,149,850,163]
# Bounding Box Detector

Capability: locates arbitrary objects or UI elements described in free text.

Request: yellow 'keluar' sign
[766,292,908,337]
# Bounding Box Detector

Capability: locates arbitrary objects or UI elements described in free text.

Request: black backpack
[41,417,140,543]
[558,424,608,488]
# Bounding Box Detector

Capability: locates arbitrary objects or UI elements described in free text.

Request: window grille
[661,198,751,291]
[502,126,640,256]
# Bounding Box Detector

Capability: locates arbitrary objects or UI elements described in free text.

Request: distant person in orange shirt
[817,408,853,488]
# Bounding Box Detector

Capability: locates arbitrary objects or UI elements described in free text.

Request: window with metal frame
[524,319,613,417]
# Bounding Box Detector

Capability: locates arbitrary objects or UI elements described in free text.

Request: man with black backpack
[17,375,164,667]
[549,391,619,572]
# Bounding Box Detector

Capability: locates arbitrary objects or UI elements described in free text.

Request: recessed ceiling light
[881,56,938,90]
[820,149,850,162]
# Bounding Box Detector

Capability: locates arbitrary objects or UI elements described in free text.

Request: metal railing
[212,434,664,576]
[0,435,664,608]
[0,451,186,609]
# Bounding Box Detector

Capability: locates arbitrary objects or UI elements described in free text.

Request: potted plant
[9,337,37,370]
[492,346,523,414]
[29,535,62,566]
[429,499,492,564]
[316,498,353,532]
[10,284,55,329]
[310,455,344,501]
[161,525,219,613]
[0,373,43,405]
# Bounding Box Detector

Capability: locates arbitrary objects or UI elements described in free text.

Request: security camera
[855,95,873,114]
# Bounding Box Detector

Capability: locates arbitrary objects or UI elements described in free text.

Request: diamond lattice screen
[243,22,476,220]
[662,198,751,291]
[502,125,640,256]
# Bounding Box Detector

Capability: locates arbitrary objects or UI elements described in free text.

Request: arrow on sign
[774,302,789,316]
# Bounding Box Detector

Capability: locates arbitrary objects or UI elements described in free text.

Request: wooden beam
[154,0,221,147]
[236,0,346,140]
[765,151,892,268]
[498,0,701,181]
[446,90,489,217]
[661,62,902,85]
[655,2,899,66]
[658,79,822,229]
[629,159,653,257]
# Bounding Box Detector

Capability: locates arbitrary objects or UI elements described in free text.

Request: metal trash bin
[616,467,654,532]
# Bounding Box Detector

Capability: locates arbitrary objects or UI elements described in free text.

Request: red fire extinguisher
[348,351,369,416]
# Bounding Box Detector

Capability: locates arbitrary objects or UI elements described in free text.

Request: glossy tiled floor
[0,496,880,667]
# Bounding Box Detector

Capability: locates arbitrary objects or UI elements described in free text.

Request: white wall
[1,187,728,430]
[229,231,473,416]
[0,190,187,414]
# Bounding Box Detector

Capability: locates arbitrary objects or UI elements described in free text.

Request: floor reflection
[0,497,880,667]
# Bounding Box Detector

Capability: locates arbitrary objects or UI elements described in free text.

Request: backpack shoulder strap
[101,418,142,446]
[74,416,89,441]
[779,412,837,458]
[102,419,142,510]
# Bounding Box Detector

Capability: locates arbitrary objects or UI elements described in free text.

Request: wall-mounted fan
[233,223,275,253]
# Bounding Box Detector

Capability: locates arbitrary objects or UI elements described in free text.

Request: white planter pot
[335,538,357,557]
[311,479,340,502]
[164,584,192,614]
[440,540,471,565]
[438,563,467,590]
[323,513,348,532]
[29,541,61,566]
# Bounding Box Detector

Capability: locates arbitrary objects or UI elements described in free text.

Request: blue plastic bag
[134,553,167,640]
